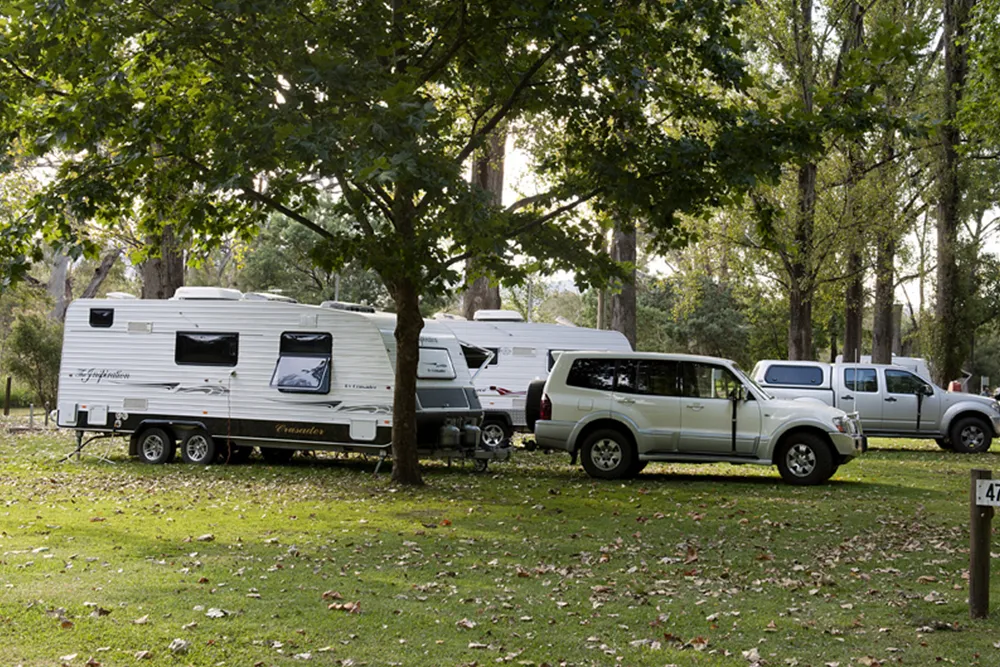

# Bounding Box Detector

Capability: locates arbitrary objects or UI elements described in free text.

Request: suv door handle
[884,397,897,403]
[616,396,635,404]
[841,395,854,400]
[686,404,705,411]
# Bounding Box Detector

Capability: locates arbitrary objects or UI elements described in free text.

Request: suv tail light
[540,394,552,421]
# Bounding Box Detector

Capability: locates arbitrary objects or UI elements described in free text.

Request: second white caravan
[437,310,633,447]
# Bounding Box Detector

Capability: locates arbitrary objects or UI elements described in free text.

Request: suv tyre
[580,428,635,480]
[776,432,835,486]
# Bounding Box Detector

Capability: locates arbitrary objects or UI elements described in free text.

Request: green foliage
[2,312,63,406]
[236,212,392,309]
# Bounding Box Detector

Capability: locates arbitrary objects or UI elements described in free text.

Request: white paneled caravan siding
[439,320,633,427]
[58,299,396,444]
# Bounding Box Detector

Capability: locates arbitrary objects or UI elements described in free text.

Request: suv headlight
[832,416,847,433]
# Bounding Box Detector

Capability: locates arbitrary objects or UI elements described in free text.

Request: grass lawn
[3,432,1000,666]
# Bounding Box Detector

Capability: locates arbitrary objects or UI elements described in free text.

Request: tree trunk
[48,251,72,321]
[610,218,637,349]
[389,276,425,486]
[140,226,185,299]
[843,250,864,362]
[462,128,505,320]
[596,289,606,330]
[788,162,816,360]
[80,249,122,299]
[871,234,895,364]
[933,0,975,385]
[788,281,812,360]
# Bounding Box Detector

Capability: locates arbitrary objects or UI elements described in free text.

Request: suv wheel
[949,416,992,453]
[776,433,835,485]
[580,429,635,480]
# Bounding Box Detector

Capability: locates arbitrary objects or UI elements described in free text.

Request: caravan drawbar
[56,289,499,468]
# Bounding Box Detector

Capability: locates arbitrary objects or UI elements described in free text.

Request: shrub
[2,312,63,407]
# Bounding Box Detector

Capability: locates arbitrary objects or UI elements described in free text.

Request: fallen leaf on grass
[456,618,477,629]
[135,650,151,660]
[168,639,190,654]
[328,601,361,613]
[196,534,215,542]
[322,591,343,600]
[59,654,77,662]
[205,608,228,618]
[60,619,74,629]
[685,546,699,564]
[133,615,149,625]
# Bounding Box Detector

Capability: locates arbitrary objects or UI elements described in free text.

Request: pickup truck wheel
[480,418,512,450]
[580,429,635,480]
[949,417,992,453]
[137,427,175,464]
[776,433,835,485]
[935,438,953,451]
[181,429,216,465]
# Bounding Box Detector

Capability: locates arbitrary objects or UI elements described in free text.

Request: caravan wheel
[181,429,217,465]
[137,427,175,465]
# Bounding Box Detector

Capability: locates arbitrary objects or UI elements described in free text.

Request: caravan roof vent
[320,300,376,314]
[433,312,468,321]
[106,292,137,300]
[472,309,524,322]
[243,292,298,303]
[172,287,243,301]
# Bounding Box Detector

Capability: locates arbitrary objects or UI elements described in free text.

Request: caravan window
[89,308,114,328]
[271,332,332,393]
[175,332,239,366]
[461,344,498,370]
[418,348,457,379]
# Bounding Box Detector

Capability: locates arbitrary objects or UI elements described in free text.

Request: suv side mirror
[920,384,934,396]
[728,386,748,402]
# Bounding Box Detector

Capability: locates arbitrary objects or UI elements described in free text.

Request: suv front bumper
[831,430,866,461]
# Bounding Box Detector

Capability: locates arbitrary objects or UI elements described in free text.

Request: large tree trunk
[843,250,864,362]
[462,128,505,320]
[389,276,425,486]
[80,249,122,299]
[933,0,975,385]
[871,234,896,364]
[610,218,637,349]
[788,0,816,361]
[140,226,185,299]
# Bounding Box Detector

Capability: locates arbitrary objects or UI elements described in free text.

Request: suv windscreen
[566,358,616,391]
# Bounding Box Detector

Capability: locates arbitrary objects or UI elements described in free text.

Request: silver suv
[533,351,865,485]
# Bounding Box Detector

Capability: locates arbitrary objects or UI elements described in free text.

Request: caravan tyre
[181,429,217,465]
[137,427,174,465]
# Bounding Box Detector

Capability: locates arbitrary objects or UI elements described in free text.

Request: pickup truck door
[611,359,681,453]
[882,369,940,433]
[678,361,761,454]
[840,367,883,431]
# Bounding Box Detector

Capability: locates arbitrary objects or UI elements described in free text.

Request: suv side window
[885,369,932,395]
[681,362,740,399]
[844,368,878,392]
[636,360,680,396]
[566,358,617,391]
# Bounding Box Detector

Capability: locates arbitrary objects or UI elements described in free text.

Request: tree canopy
[2,0,814,482]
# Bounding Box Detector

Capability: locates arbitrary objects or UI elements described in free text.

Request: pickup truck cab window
[845,368,878,392]
[885,369,932,395]
[764,364,823,386]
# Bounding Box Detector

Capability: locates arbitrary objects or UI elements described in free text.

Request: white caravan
[56,289,497,469]
[436,310,633,447]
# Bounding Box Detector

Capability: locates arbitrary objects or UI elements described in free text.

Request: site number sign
[975,480,1000,506]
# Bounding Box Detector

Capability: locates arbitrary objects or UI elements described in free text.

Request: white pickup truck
[751,360,1000,453]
